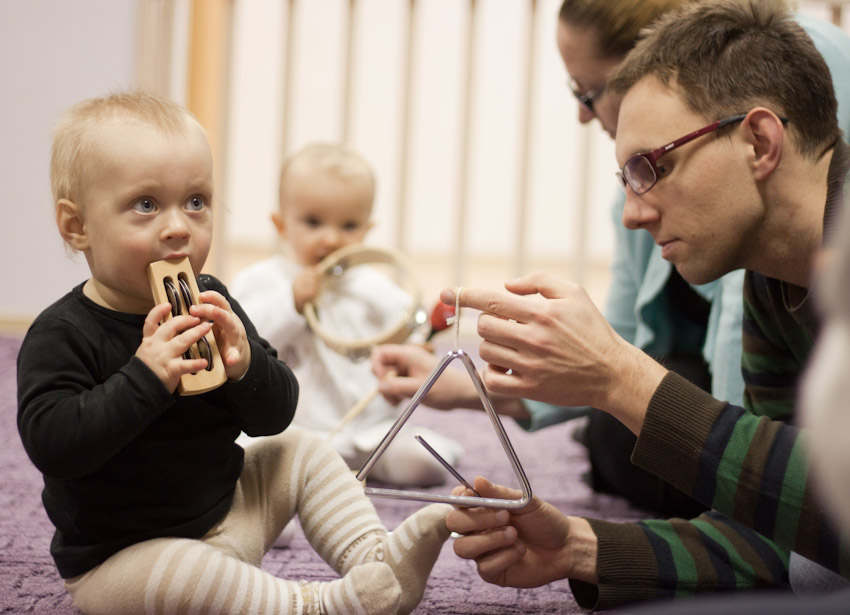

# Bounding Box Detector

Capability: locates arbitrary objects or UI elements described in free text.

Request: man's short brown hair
[609,0,840,159]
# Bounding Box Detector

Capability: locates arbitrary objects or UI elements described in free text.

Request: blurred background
[2,0,849,333]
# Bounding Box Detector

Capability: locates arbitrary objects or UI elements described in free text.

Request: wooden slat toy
[147,257,227,395]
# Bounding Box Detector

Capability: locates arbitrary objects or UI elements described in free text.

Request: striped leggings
[64,429,429,615]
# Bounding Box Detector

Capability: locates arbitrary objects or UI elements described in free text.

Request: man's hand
[448,477,598,587]
[443,273,667,433]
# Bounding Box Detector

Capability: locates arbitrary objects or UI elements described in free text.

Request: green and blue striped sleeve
[574,373,848,610]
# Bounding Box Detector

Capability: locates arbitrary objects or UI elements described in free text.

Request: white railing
[137,0,850,306]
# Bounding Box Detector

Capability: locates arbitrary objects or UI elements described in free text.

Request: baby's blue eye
[186,196,206,211]
[133,198,156,213]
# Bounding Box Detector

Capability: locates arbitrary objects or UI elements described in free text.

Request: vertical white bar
[169,0,192,105]
[281,0,296,155]
[454,0,478,285]
[341,0,356,142]
[396,0,417,251]
[135,0,175,97]
[513,0,537,277]
[213,0,235,276]
[225,0,285,249]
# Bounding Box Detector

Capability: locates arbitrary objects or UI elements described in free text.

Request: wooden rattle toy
[147,257,227,396]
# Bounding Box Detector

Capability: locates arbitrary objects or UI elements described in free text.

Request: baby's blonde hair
[50,91,203,208]
[278,143,375,209]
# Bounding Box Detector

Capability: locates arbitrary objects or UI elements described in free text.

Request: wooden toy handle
[327,370,397,439]
[147,257,227,395]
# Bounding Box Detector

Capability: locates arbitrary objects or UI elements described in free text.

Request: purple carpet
[1,334,648,613]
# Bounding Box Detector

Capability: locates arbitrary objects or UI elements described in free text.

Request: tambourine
[303,245,427,360]
[147,257,227,395]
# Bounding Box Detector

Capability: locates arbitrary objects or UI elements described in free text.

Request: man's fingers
[471,476,524,501]
[473,543,528,586]
[439,287,532,323]
[440,276,571,323]
[452,525,518,560]
[447,507,510,535]
[503,272,573,300]
[480,364,529,397]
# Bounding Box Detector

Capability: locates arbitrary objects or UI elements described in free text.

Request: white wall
[0,0,139,325]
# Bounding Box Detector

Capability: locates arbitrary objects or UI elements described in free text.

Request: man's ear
[742,107,784,181]
[271,211,286,238]
[56,199,89,251]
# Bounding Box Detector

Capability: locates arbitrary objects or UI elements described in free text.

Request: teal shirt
[520,12,850,430]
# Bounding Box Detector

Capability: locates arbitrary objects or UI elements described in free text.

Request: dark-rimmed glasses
[616,113,749,195]
[570,80,606,114]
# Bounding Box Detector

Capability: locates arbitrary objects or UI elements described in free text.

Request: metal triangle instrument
[356,348,532,509]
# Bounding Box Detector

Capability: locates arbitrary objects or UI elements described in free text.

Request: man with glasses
[443,0,850,611]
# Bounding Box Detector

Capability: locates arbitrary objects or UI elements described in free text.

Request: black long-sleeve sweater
[17,275,298,578]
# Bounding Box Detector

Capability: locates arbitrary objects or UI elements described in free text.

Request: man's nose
[621,190,660,230]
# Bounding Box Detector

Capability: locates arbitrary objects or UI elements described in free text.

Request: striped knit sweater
[570,140,850,610]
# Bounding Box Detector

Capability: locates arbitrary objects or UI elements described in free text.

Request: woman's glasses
[570,80,606,114]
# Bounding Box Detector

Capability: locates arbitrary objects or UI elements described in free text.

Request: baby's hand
[137,303,212,392]
[293,267,321,314]
[191,291,251,381]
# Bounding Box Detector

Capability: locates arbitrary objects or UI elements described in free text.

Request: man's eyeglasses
[570,80,606,114]
[616,113,754,195]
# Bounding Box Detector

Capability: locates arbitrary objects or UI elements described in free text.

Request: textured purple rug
[1,334,647,614]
